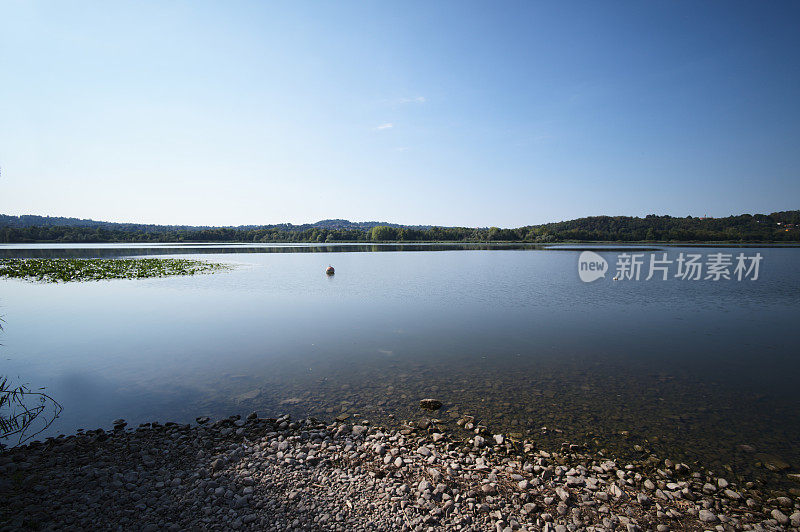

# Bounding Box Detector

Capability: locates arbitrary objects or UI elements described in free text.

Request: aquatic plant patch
[0,258,230,283]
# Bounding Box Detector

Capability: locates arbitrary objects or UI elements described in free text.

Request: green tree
[370,226,399,241]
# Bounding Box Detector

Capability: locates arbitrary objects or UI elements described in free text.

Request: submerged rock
[235,389,261,403]
[280,397,303,405]
[755,453,791,472]
[419,399,443,411]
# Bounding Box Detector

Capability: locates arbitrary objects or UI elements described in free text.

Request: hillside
[0,212,798,243]
[0,215,411,232]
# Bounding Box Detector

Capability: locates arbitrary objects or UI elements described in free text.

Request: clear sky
[1,1,798,227]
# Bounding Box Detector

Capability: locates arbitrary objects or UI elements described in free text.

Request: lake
[1,243,798,489]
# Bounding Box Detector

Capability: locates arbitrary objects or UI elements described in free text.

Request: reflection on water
[0,242,689,259]
[1,243,798,490]
[0,242,558,259]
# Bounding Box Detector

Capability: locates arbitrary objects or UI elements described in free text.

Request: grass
[0,258,231,283]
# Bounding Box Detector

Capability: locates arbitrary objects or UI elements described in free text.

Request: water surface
[1,243,798,488]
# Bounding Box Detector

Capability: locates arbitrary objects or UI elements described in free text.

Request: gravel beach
[2,411,798,531]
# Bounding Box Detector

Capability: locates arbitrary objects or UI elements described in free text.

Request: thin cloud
[375,123,394,130]
[398,96,426,104]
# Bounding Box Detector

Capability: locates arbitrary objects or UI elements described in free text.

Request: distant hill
[0,211,798,243]
[0,215,211,231]
[0,215,431,232]
[527,211,800,243]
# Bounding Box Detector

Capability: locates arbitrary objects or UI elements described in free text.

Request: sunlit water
[1,243,798,488]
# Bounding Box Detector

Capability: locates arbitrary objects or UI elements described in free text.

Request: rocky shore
[2,410,799,531]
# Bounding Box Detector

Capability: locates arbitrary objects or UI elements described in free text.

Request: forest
[1,211,798,243]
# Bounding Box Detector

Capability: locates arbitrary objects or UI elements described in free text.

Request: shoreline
[2,410,797,531]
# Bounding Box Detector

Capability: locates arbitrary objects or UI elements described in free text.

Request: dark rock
[419,399,443,411]
[755,453,790,472]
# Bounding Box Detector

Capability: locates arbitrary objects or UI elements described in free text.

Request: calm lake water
[1,243,799,488]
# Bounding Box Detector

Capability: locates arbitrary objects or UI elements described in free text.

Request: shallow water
[1,243,798,488]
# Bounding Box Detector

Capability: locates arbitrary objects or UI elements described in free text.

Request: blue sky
[1,1,798,227]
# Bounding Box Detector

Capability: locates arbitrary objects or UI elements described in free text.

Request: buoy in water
[326,265,335,275]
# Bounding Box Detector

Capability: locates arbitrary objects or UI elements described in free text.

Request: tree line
[1,211,798,243]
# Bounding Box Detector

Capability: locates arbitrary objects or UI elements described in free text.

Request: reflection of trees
[0,243,546,259]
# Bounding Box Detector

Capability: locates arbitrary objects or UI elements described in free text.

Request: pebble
[771,509,789,525]
[0,412,784,531]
